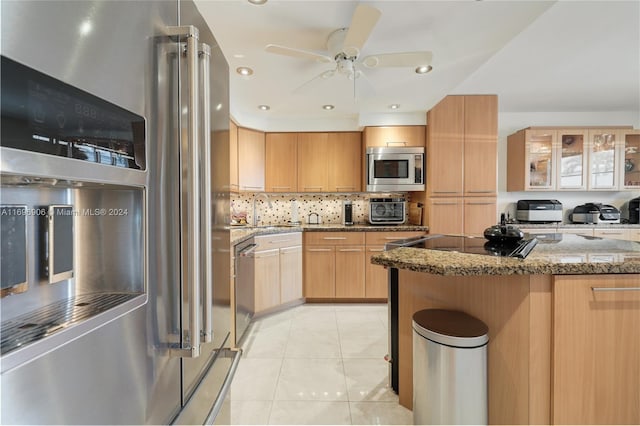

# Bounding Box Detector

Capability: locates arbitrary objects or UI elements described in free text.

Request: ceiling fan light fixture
[258,104,270,111]
[236,66,253,76]
[322,104,335,110]
[415,65,433,74]
[247,0,267,5]
[389,104,400,110]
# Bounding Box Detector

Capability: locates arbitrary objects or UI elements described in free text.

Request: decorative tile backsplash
[231,193,378,225]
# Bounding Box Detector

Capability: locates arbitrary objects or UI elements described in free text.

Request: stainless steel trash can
[412,309,489,425]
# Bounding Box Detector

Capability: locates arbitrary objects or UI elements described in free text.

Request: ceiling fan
[264,4,433,96]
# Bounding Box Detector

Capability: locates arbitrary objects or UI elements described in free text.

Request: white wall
[497,111,640,221]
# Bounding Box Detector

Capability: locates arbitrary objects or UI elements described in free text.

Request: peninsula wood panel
[397,270,550,425]
[463,95,497,196]
[426,95,464,196]
[297,132,329,192]
[552,274,640,425]
[265,132,298,192]
[327,132,362,192]
[365,247,387,298]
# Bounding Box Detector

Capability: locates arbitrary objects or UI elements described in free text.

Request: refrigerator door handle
[199,42,213,344]
[168,25,202,358]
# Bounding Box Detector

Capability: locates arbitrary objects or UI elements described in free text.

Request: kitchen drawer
[365,231,425,245]
[255,232,302,250]
[304,232,365,246]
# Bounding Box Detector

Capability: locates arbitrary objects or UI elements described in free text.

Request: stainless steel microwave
[366,147,425,192]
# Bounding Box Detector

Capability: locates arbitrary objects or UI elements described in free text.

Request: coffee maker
[343,200,354,226]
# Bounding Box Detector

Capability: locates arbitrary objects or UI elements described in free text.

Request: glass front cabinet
[619,129,640,190]
[508,127,638,192]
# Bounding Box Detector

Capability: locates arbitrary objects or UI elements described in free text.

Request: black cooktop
[385,234,539,259]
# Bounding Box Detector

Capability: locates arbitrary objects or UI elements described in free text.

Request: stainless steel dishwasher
[233,239,256,347]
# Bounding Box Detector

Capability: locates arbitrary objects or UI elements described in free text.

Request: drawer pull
[465,202,494,205]
[323,237,347,240]
[338,248,363,252]
[270,239,293,244]
[432,202,458,206]
[368,248,384,252]
[591,287,640,292]
[307,248,332,252]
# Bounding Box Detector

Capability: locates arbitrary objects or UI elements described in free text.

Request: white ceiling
[195,0,640,131]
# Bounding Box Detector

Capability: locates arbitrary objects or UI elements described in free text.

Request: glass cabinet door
[557,130,587,189]
[526,130,555,189]
[588,130,617,189]
[620,130,640,189]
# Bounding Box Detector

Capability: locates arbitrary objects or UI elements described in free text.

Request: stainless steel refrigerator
[0,1,238,424]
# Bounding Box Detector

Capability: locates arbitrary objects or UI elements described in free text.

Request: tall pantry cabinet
[425,95,497,234]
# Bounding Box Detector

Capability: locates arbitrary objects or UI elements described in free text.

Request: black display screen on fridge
[0,56,146,169]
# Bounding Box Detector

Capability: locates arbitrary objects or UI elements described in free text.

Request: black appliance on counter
[516,199,563,223]
[571,203,621,224]
[629,197,640,224]
[343,200,354,226]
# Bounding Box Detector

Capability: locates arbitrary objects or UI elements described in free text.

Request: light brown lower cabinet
[253,248,280,312]
[335,246,365,298]
[253,232,302,313]
[280,245,303,303]
[304,231,426,300]
[553,275,640,425]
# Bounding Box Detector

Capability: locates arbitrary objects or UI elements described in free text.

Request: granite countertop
[371,234,640,276]
[230,223,428,245]
[513,222,640,229]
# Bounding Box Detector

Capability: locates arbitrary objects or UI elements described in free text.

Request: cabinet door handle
[386,141,407,146]
[433,191,458,194]
[433,202,458,206]
[338,248,363,252]
[303,186,323,191]
[466,190,494,193]
[591,287,640,292]
[336,186,356,191]
[323,237,347,240]
[271,186,291,190]
[270,239,293,244]
[241,186,264,190]
[368,248,384,252]
[307,248,332,252]
[465,202,494,205]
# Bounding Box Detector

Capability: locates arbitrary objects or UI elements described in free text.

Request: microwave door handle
[167,25,201,358]
[199,43,213,344]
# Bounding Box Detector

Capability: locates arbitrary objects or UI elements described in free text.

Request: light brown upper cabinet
[265,133,298,192]
[364,126,425,148]
[237,127,265,191]
[297,132,329,192]
[229,120,239,192]
[327,132,362,192]
[426,95,497,197]
[507,126,635,191]
[297,132,362,193]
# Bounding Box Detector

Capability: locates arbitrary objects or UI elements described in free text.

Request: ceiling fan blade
[362,51,433,68]
[342,4,381,57]
[265,44,333,63]
[293,68,337,94]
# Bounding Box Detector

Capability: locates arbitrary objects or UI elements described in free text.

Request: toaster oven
[368,197,406,225]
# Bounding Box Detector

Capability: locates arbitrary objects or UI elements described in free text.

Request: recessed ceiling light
[236,66,253,76]
[233,54,245,59]
[248,0,267,4]
[415,65,433,74]
[258,105,270,111]
[389,104,400,110]
[322,105,335,110]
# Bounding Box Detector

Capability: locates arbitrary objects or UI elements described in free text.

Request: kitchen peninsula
[372,234,640,425]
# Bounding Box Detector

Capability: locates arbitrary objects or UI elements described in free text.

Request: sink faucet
[252,193,273,226]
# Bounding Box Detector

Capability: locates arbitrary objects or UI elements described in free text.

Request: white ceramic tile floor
[218,303,413,425]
